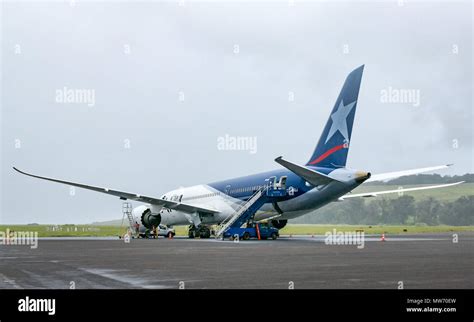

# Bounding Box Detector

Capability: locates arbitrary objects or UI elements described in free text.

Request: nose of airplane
[355,171,371,183]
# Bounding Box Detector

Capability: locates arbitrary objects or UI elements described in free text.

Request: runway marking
[79,268,174,289]
[36,237,119,241]
[0,273,20,289]
[279,235,449,242]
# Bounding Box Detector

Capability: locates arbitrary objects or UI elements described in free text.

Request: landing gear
[200,228,211,239]
[188,225,211,239]
[271,219,287,230]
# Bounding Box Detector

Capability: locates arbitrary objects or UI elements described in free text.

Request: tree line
[294,195,474,226]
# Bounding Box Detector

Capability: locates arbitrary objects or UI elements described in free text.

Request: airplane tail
[306,65,364,169]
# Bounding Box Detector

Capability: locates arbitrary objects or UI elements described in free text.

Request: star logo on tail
[324,99,357,144]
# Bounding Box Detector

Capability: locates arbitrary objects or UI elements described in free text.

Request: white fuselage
[134,168,365,228]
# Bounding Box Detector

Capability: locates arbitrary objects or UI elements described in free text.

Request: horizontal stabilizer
[275,156,339,186]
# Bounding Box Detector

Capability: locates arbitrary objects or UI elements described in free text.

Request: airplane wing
[13,167,219,214]
[338,181,464,200]
[274,156,340,186]
[364,164,453,183]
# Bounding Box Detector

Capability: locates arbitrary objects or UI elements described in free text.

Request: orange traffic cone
[381,233,386,242]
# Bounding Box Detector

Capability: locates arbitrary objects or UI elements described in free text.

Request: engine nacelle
[271,219,288,229]
[141,209,161,229]
[133,206,161,229]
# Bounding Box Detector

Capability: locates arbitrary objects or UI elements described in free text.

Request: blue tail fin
[306,65,364,168]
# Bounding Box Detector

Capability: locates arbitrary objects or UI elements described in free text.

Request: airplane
[13,65,463,238]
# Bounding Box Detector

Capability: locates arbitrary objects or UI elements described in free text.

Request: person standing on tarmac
[134,221,140,235]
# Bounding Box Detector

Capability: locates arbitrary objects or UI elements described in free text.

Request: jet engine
[133,206,161,229]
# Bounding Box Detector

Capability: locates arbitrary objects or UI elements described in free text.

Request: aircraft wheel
[198,227,211,238]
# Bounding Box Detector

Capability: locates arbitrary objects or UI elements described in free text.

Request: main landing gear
[188,225,211,239]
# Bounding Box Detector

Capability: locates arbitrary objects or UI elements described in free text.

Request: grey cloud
[1,1,472,224]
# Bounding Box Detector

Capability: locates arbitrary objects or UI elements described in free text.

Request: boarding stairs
[215,176,287,238]
[122,202,136,237]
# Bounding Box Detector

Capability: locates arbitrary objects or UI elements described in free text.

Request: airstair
[215,176,287,239]
[122,202,136,237]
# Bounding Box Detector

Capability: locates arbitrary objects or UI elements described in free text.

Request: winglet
[13,167,41,178]
[13,167,28,176]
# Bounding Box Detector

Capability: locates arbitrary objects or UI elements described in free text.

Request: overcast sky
[1,0,472,224]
